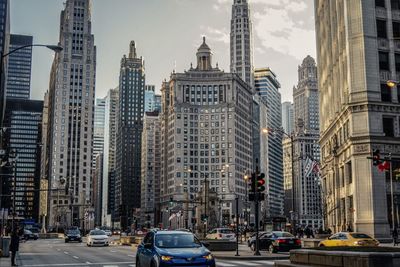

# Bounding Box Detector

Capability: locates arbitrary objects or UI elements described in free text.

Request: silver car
[86,230,109,246]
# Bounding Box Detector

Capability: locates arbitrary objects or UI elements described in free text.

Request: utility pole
[235,196,240,256]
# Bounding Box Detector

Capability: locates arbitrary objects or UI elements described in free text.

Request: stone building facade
[315,0,400,238]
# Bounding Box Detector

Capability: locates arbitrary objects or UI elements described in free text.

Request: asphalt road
[0,239,279,267]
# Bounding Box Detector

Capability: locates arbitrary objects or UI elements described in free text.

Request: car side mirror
[202,242,210,248]
[144,243,153,249]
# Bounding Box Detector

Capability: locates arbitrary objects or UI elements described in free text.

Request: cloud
[200,26,230,44]
[253,6,315,60]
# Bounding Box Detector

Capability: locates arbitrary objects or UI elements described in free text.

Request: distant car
[24,229,38,240]
[206,228,235,241]
[318,232,379,247]
[86,230,109,247]
[136,230,216,267]
[29,228,40,239]
[258,231,301,253]
[65,229,82,243]
[103,229,112,236]
[112,229,121,235]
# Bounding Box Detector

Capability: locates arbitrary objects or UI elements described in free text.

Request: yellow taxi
[318,232,379,247]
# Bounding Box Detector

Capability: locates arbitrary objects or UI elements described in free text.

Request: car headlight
[160,255,173,261]
[203,254,213,260]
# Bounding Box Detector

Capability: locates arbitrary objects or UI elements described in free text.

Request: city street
[0,238,280,267]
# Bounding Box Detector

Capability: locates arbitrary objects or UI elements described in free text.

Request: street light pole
[390,153,395,232]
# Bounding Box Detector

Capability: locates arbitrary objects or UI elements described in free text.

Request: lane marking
[85,262,91,264]
[73,256,79,259]
[63,251,69,254]
[252,260,275,265]
[226,261,259,266]
[127,254,135,257]
[217,262,236,267]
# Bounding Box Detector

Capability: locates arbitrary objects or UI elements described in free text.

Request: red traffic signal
[257,173,266,192]
[373,150,381,166]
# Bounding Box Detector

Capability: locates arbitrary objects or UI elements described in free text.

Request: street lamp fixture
[387,80,399,89]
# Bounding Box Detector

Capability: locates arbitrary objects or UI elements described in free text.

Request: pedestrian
[393,228,399,246]
[10,228,20,266]
[346,224,352,232]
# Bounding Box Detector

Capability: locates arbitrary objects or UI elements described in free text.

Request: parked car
[257,231,301,253]
[318,232,379,247]
[24,229,38,240]
[248,232,268,251]
[29,228,40,239]
[86,230,109,247]
[206,228,235,241]
[136,230,215,267]
[65,229,82,243]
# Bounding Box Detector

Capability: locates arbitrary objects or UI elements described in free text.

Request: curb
[214,255,290,261]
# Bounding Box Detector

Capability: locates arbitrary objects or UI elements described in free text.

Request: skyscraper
[315,0,400,238]
[281,101,294,135]
[44,0,96,228]
[6,34,33,100]
[102,87,118,226]
[160,38,253,230]
[230,0,253,86]
[254,68,284,218]
[115,41,145,229]
[140,111,161,227]
[2,99,43,221]
[293,56,319,133]
[93,98,106,167]
[0,0,10,129]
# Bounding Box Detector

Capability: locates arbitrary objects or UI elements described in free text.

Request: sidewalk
[212,244,290,260]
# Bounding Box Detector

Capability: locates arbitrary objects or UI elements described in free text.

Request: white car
[206,228,236,240]
[86,230,109,246]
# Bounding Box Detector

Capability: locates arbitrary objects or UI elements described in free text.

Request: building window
[377,20,387,38]
[346,161,352,184]
[383,117,394,137]
[379,52,390,70]
[394,22,400,38]
[376,0,385,7]
[381,84,392,102]
[392,0,400,9]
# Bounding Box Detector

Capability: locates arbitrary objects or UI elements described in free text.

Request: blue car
[136,230,216,267]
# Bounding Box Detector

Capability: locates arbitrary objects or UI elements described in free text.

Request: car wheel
[150,260,156,267]
[136,258,141,267]
[269,244,277,254]
[319,244,325,247]
[250,243,255,251]
[65,240,68,243]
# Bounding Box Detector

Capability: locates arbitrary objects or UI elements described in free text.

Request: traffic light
[169,197,174,206]
[250,172,256,193]
[373,150,381,166]
[257,173,266,192]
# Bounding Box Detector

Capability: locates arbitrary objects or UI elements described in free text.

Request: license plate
[289,240,294,244]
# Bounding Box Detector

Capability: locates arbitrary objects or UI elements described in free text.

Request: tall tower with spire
[230,0,254,86]
[115,41,145,229]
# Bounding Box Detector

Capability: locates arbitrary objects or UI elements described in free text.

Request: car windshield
[90,230,105,236]
[274,232,294,238]
[68,230,80,235]
[155,234,202,248]
[350,233,372,239]
[219,229,233,234]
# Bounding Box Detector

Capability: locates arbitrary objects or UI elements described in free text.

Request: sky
[11,0,316,102]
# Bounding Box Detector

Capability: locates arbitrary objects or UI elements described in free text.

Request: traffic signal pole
[254,168,261,256]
